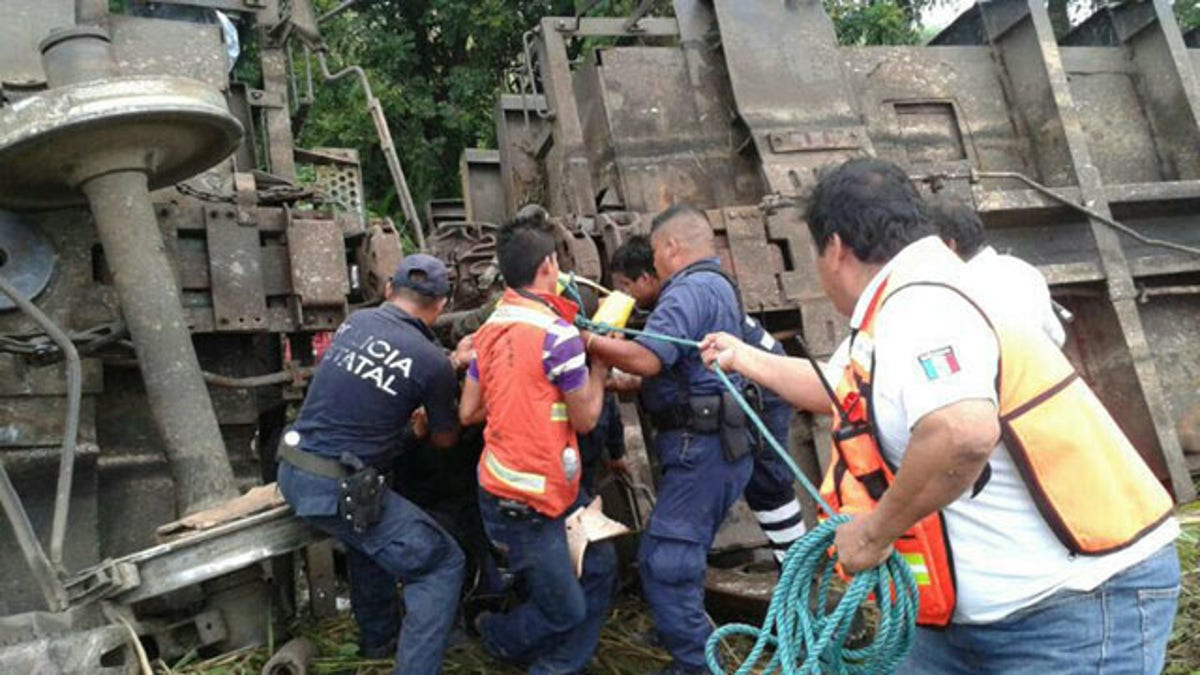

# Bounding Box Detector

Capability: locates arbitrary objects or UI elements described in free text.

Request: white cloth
[829,237,1177,624]
[967,246,1065,347]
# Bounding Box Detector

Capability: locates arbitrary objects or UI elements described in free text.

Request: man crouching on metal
[277,255,466,675]
[458,208,618,674]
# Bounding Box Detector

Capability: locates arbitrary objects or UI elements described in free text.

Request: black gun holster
[338,452,386,535]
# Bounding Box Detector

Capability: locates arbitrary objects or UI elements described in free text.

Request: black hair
[650,203,709,234]
[926,197,987,259]
[611,234,656,280]
[497,208,556,289]
[804,158,935,264]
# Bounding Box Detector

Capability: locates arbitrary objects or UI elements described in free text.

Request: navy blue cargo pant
[476,490,617,674]
[278,462,465,675]
[639,430,753,671]
[743,403,805,563]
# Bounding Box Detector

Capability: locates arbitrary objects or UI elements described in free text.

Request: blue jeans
[640,431,753,670]
[477,490,617,674]
[278,463,465,675]
[898,542,1181,675]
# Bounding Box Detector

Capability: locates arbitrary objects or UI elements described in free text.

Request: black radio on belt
[651,394,753,463]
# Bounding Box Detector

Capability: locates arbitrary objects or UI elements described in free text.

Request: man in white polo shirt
[701,158,1179,674]
[928,196,1066,347]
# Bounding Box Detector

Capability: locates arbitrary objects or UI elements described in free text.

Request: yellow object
[592,291,636,329]
[556,272,610,296]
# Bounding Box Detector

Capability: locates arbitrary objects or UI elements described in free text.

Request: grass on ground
[163,512,1200,674]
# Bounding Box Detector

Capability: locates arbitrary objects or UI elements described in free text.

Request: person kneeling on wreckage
[277,254,467,675]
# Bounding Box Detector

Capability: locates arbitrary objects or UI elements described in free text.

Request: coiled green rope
[564,276,918,674]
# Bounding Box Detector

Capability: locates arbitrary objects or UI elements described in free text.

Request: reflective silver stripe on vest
[483,449,547,495]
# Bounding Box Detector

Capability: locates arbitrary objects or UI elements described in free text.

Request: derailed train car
[0,0,1197,671]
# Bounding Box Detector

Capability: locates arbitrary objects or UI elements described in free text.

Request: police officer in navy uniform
[277,254,465,675]
[611,235,807,567]
[588,205,754,675]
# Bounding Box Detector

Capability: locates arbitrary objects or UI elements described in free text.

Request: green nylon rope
[565,277,918,674]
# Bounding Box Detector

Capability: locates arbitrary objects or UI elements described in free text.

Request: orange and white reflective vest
[474,289,581,518]
[819,244,1173,627]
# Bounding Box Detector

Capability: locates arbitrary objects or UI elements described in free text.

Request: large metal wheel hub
[0,76,242,210]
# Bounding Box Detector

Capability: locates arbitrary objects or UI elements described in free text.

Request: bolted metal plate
[287,217,349,310]
[0,211,56,311]
[0,76,242,211]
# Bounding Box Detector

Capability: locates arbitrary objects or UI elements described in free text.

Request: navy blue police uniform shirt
[292,303,459,465]
[635,257,747,413]
[742,315,789,413]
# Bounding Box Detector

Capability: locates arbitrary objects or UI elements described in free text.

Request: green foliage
[298,0,578,223]
[826,0,923,46]
[1177,0,1200,32]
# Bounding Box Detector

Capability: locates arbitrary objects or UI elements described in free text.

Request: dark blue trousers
[639,431,753,670]
[743,403,796,512]
[743,404,806,563]
[278,462,465,675]
[477,490,617,674]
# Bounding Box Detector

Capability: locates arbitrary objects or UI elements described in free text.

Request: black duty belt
[648,405,692,432]
[277,440,350,479]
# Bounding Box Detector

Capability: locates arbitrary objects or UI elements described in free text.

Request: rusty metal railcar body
[454,0,1200,597]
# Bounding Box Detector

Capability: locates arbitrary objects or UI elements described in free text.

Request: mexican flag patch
[917,346,961,381]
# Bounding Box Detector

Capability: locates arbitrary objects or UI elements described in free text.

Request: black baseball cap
[391,254,451,297]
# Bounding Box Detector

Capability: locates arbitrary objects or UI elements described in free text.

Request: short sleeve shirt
[743,315,788,412]
[292,304,458,463]
[635,258,746,412]
[841,236,1177,623]
[467,316,588,394]
[967,246,1065,347]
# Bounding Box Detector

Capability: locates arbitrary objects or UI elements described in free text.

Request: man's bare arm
[458,376,487,427]
[587,335,662,377]
[563,360,611,432]
[834,399,1000,573]
[700,332,834,414]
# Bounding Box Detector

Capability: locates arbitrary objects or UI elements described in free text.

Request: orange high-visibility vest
[474,289,581,518]
[819,244,1173,627]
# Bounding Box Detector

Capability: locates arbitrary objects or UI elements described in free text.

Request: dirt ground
[164,509,1199,675]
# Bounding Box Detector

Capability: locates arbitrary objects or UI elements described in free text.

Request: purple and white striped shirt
[468,316,588,393]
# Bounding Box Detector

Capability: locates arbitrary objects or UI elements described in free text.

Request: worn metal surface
[85,170,241,512]
[354,220,405,304]
[0,2,361,657]
[206,204,269,332]
[460,148,506,225]
[0,76,241,210]
[309,147,365,230]
[0,606,132,675]
[0,270,83,572]
[0,211,56,312]
[287,215,349,316]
